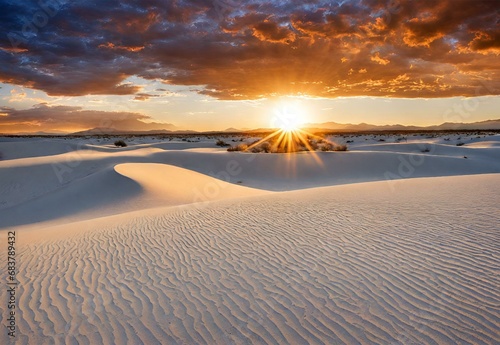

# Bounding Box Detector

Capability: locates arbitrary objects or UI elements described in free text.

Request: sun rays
[241,100,341,167]
[243,127,330,168]
[237,99,346,169]
[246,127,322,152]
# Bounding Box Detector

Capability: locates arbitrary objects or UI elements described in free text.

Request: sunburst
[246,124,327,159]
[244,102,334,162]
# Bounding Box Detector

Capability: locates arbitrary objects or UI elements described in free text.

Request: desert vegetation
[227,134,348,153]
[114,140,127,147]
[227,143,248,152]
[216,139,230,147]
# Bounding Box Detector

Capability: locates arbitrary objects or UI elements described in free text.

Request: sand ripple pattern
[1,175,499,344]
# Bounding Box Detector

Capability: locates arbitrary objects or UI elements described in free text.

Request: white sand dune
[2,150,499,228]
[0,137,222,161]
[0,138,91,160]
[465,141,500,148]
[0,174,499,344]
[0,163,268,228]
[1,135,499,344]
[0,135,499,228]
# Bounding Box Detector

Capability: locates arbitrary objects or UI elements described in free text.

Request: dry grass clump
[333,144,348,151]
[320,142,334,151]
[228,135,348,153]
[216,139,230,147]
[320,143,347,151]
[227,144,248,152]
[114,140,127,147]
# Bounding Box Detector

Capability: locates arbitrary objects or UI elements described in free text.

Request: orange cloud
[370,52,390,65]
[467,31,500,54]
[252,21,296,44]
[0,0,498,100]
[98,42,145,52]
[0,104,176,133]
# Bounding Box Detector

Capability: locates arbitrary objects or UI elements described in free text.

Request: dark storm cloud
[0,0,498,99]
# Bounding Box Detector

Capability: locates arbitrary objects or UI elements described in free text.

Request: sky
[0,0,499,133]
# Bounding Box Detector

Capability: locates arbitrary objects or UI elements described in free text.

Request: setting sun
[245,103,329,155]
[272,102,308,133]
[280,120,299,132]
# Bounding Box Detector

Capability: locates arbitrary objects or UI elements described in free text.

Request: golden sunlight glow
[244,102,327,164]
[271,101,308,132]
[280,120,300,132]
[276,108,303,132]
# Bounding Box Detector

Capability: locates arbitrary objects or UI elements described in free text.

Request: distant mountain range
[69,120,181,135]
[5,119,500,136]
[10,130,68,136]
[86,119,500,135]
[223,127,242,132]
[302,119,500,132]
[70,127,197,135]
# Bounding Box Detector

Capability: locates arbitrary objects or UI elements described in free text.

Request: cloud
[467,31,500,54]
[99,42,145,52]
[0,103,176,133]
[9,89,27,102]
[0,0,498,100]
[252,20,296,43]
[370,52,390,65]
[133,93,160,101]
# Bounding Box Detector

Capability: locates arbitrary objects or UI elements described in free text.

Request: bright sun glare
[279,115,301,132]
[245,102,327,157]
[274,106,305,132]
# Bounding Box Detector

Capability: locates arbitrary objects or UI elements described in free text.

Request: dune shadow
[0,167,143,228]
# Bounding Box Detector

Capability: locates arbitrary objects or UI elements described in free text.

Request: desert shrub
[456,142,464,146]
[320,143,335,151]
[307,140,319,151]
[249,141,272,153]
[319,142,348,152]
[227,144,248,152]
[114,140,127,147]
[260,142,272,153]
[216,139,230,147]
[334,144,348,151]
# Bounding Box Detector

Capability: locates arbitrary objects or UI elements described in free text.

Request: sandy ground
[0,133,499,344]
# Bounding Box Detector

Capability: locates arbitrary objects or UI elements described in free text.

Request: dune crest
[0,163,269,228]
[114,163,269,205]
